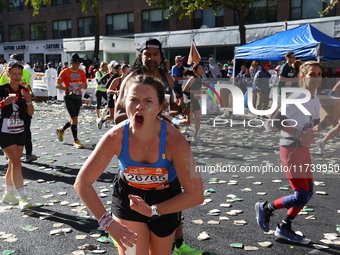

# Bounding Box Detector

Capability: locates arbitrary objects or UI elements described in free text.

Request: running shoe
[255,201,272,232]
[192,136,202,142]
[25,154,38,163]
[97,118,103,129]
[173,242,205,255]
[73,140,84,149]
[264,121,273,132]
[19,196,33,211]
[2,192,19,205]
[316,139,325,154]
[56,128,64,142]
[274,224,304,243]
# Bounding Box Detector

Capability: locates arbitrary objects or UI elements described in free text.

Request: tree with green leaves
[147,0,256,45]
[320,0,339,16]
[24,0,101,59]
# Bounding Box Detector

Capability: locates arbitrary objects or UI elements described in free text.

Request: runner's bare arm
[74,125,137,248]
[166,72,174,90]
[55,80,67,91]
[107,77,120,95]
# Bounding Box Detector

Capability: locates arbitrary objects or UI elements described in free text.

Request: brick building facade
[0,0,339,66]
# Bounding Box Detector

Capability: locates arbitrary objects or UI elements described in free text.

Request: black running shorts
[111,174,181,238]
[173,86,183,99]
[64,94,82,118]
[0,131,26,149]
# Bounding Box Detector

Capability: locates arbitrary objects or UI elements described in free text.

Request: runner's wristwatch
[150,205,161,220]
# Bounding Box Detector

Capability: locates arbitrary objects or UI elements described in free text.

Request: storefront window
[142,9,169,32]
[30,22,47,40]
[46,54,61,68]
[9,24,24,41]
[30,54,44,67]
[107,12,134,35]
[78,17,95,37]
[53,20,72,39]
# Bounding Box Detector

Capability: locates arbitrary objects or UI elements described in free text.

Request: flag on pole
[187,42,201,64]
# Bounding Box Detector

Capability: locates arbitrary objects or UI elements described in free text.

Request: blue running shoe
[274,224,304,243]
[255,201,272,232]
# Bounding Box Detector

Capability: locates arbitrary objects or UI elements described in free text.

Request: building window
[107,12,134,35]
[193,7,224,29]
[142,9,169,32]
[30,22,47,40]
[53,20,72,39]
[0,26,4,42]
[78,17,95,37]
[51,0,70,7]
[242,0,277,24]
[8,0,24,12]
[291,0,335,20]
[9,24,24,41]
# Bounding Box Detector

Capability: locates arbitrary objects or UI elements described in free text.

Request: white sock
[5,186,15,194]
[17,188,26,198]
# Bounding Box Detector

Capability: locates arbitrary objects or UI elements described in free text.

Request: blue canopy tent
[235,24,340,61]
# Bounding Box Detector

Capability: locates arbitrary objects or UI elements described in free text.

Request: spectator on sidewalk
[44,62,58,104]
[254,62,272,118]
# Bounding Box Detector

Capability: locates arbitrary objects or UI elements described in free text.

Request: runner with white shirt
[255,61,337,242]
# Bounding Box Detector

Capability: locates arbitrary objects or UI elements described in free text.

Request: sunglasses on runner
[7,61,23,66]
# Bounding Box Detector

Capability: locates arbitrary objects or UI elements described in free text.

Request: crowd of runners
[1,38,340,255]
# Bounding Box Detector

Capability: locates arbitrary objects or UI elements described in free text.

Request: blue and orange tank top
[118,119,177,190]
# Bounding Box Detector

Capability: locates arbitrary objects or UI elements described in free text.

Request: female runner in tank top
[75,75,203,254]
[182,62,205,141]
[0,61,34,210]
[255,61,337,242]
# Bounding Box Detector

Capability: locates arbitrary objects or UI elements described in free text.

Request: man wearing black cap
[0,54,38,163]
[114,38,174,124]
[55,53,87,149]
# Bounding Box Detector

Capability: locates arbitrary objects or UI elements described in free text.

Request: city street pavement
[1,102,340,255]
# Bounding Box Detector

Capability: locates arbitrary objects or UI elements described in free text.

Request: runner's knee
[282,189,312,209]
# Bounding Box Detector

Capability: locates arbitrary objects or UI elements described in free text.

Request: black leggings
[95,90,107,110]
